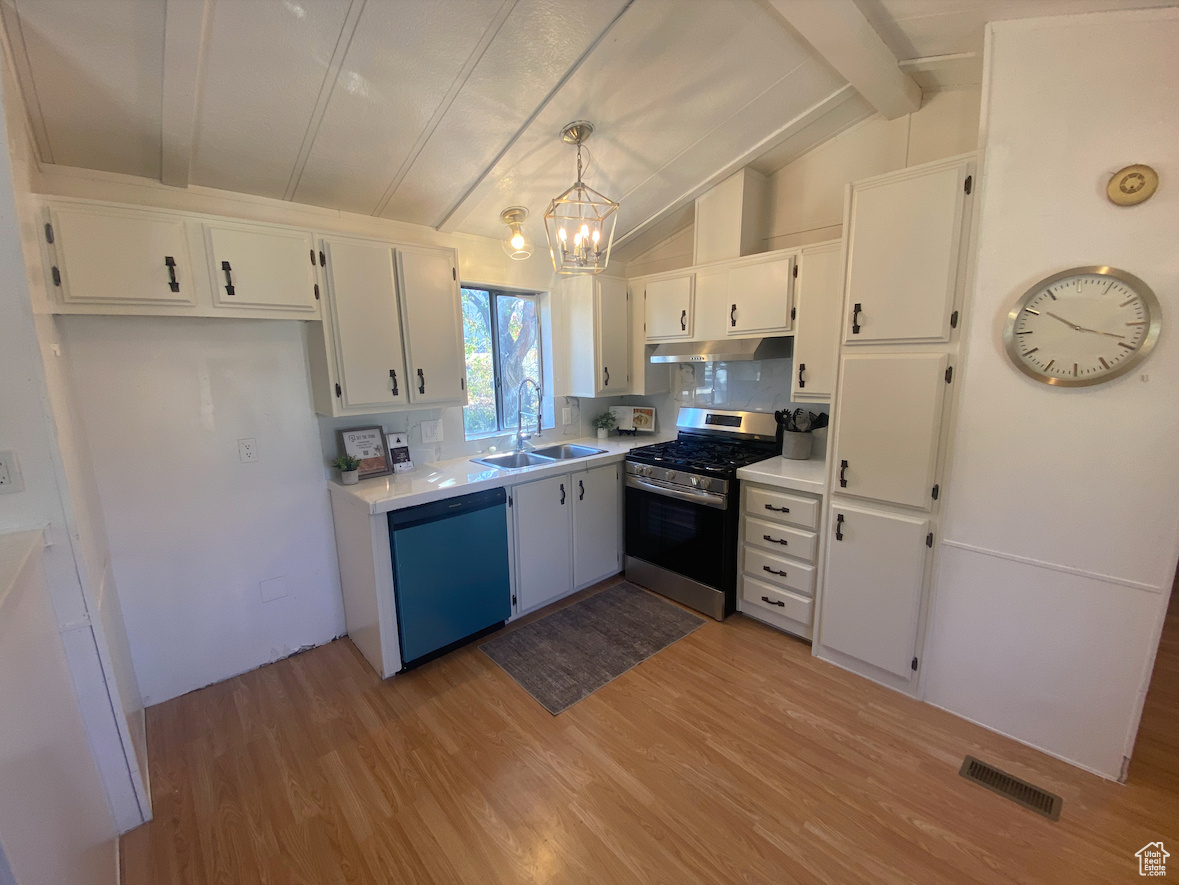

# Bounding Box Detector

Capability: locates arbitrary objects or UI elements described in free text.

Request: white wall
[923,9,1179,778]
[0,534,118,885]
[61,317,349,705]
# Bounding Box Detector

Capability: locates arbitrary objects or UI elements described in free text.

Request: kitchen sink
[470,451,556,469]
[531,444,606,460]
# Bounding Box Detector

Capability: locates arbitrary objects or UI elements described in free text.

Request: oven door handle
[625,475,728,510]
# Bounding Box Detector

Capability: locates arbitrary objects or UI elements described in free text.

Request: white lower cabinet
[818,503,929,680]
[513,474,573,613]
[573,464,622,587]
[513,465,622,615]
[737,481,821,639]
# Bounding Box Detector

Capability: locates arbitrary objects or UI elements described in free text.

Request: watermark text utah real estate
[1137,842,1169,877]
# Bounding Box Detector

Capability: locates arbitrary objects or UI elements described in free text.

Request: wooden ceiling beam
[160,0,214,188]
[764,0,921,120]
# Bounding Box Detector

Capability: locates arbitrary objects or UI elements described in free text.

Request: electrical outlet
[0,450,23,494]
[562,407,572,425]
[421,419,444,444]
[238,438,259,463]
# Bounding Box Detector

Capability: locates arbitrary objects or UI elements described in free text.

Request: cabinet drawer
[742,575,813,625]
[744,486,819,530]
[745,517,818,563]
[742,546,815,596]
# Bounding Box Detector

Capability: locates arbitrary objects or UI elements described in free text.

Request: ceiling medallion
[544,121,618,275]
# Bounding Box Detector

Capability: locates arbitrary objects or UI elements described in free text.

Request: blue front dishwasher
[388,486,511,668]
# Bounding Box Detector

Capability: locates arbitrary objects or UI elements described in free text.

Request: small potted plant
[591,411,617,440]
[331,454,362,485]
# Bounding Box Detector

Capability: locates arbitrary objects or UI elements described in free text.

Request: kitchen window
[461,286,543,438]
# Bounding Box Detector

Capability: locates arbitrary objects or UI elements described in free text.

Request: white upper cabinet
[597,277,631,395]
[692,265,730,341]
[204,221,319,312]
[644,274,694,341]
[320,236,407,413]
[843,159,971,344]
[726,252,794,336]
[396,245,467,406]
[559,275,630,397]
[819,503,929,679]
[572,464,622,588]
[832,353,949,511]
[47,204,195,306]
[791,241,843,401]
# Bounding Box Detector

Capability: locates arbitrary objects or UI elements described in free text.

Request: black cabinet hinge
[931,484,939,500]
[313,283,320,300]
[508,495,512,507]
[945,366,953,384]
[44,222,54,244]
[452,267,457,281]
[964,174,972,195]
[950,310,959,329]
[911,657,919,671]
[791,306,796,321]
[460,377,465,391]
[512,594,517,606]
[334,383,341,398]
[51,266,61,286]
[926,532,934,548]
[319,250,326,267]
[792,264,798,278]
[309,249,315,265]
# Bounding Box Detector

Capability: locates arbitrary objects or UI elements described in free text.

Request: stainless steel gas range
[624,408,779,620]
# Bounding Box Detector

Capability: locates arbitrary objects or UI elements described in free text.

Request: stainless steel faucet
[515,377,542,452]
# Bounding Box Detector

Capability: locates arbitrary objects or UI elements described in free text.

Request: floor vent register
[959,756,1063,821]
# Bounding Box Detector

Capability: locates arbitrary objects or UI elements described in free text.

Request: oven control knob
[667,471,676,481]
[699,477,711,490]
[642,466,652,477]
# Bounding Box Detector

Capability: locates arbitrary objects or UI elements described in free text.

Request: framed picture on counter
[337,426,392,479]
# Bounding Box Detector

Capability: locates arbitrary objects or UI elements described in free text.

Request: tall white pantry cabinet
[815,155,975,695]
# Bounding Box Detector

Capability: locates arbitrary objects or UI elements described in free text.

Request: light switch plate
[562,407,573,425]
[421,419,444,444]
[0,450,23,494]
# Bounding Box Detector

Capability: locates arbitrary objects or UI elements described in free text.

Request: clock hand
[1045,311,1081,330]
[1044,311,1125,339]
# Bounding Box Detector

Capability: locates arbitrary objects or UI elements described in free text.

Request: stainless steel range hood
[648,337,793,363]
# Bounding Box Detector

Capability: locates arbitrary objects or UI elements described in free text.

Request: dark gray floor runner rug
[480,581,705,714]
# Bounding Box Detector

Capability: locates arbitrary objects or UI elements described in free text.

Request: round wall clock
[1003,266,1161,387]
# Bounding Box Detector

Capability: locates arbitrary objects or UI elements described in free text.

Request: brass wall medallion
[1107,164,1159,206]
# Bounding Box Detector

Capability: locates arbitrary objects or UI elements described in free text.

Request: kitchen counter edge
[736,456,828,495]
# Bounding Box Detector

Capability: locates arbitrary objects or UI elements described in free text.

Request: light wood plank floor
[123,576,1179,884]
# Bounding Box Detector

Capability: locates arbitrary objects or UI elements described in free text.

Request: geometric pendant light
[543,121,618,275]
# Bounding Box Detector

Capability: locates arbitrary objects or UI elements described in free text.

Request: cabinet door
[693,266,730,342]
[843,161,969,344]
[322,237,407,412]
[396,245,467,405]
[50,205,195,306]
[573,464,621,587]
[832,353,948,510]
[820,503,928,679]
[596,277,630,394]
[205,223,319,312]
[791,242,843,401]
[727,254,794,335]
[645,274,694,340]
[514,474,573,613]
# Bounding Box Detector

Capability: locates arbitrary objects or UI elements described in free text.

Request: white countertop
[0,529,45,610]
[329,435,672,515]
[737,454,828,495]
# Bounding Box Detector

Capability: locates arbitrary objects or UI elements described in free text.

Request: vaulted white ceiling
[0,0,1169,259]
